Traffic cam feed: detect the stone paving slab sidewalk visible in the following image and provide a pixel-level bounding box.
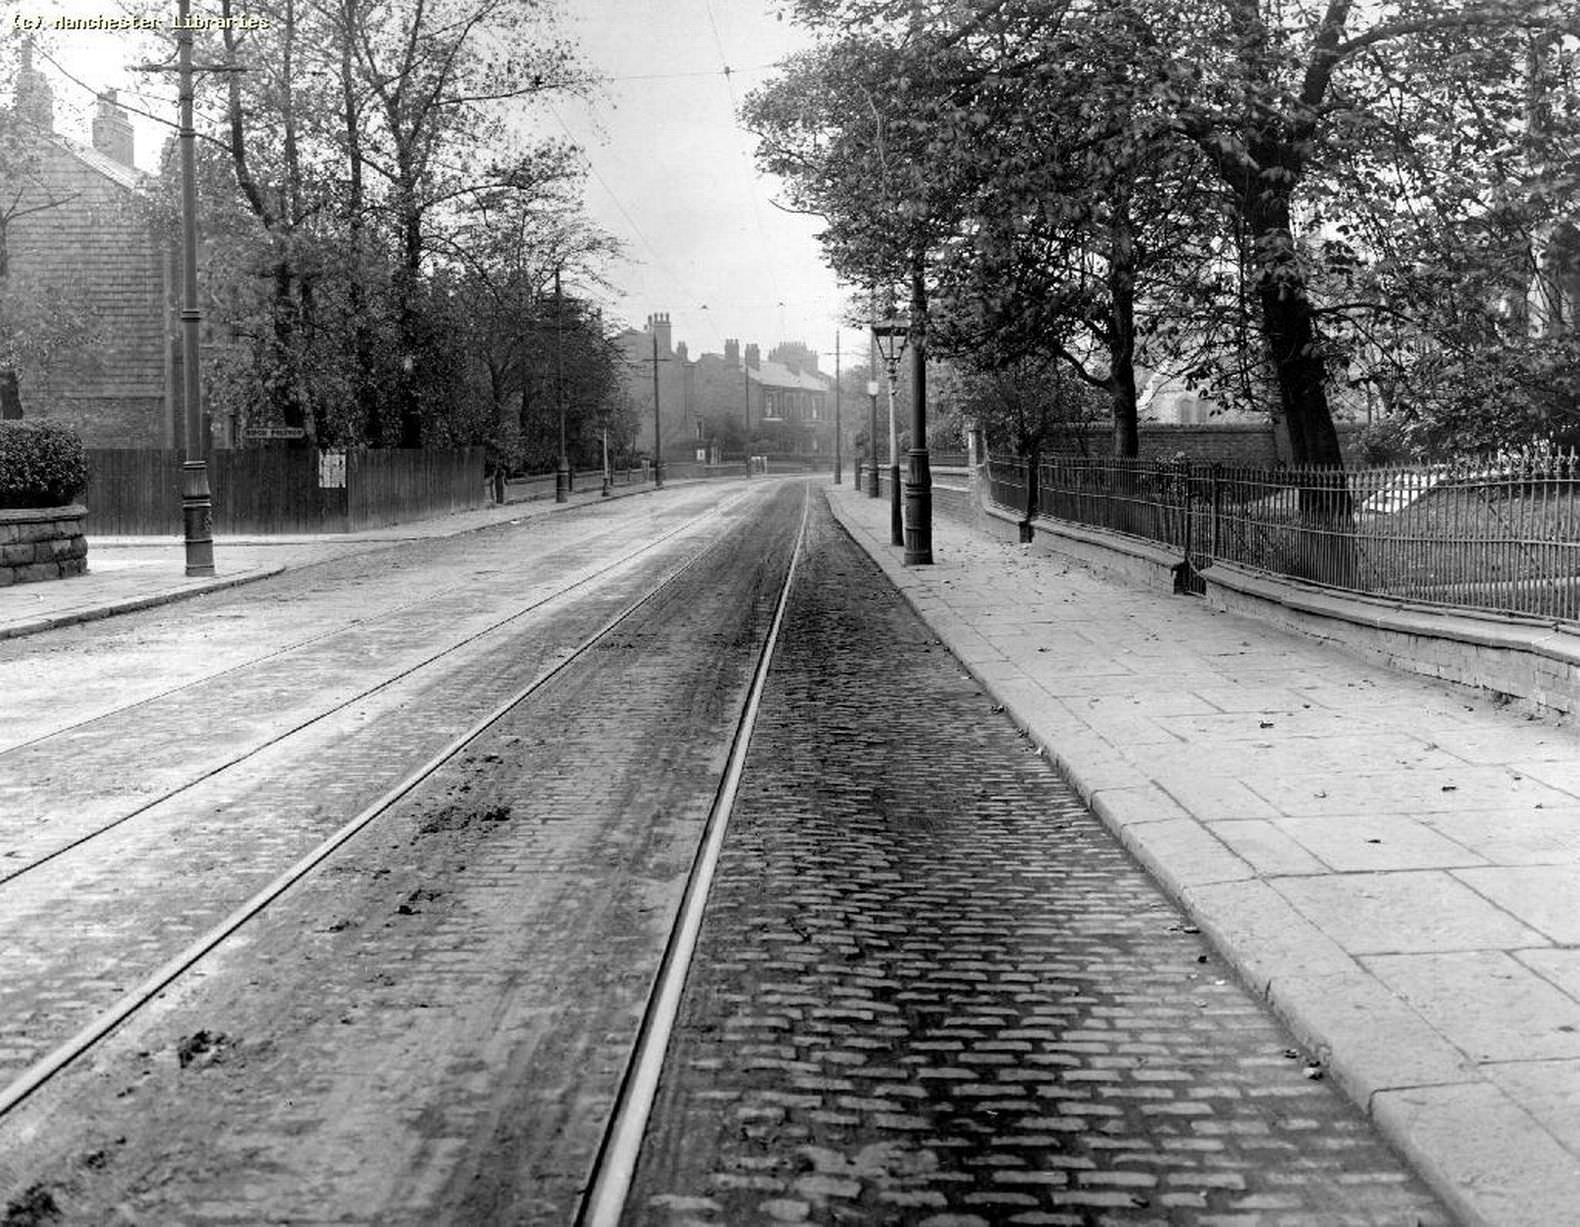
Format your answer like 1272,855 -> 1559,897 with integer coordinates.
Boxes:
0,480 -> 653,641
827,482 -> 1580,1227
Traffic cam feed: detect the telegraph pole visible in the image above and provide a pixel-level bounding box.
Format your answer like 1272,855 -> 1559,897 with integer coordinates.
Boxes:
651,331 -> 663,488
867,325 -> 880,499
635,321 -> 670,487
137,0 -> 246,576
833,332 -> 842,484
555,268 -> 569,502
176,4 -> 213,574
743,358 -> 752,475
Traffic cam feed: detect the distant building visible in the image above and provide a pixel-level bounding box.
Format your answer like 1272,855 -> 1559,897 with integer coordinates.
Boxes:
2,46 -> 178,447
617,313 -> 693,460
754,341 -> 833,454
1136,368 -> 1235,425
617,315 -> 834,460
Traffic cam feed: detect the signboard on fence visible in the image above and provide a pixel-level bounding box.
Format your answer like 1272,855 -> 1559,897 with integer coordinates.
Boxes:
245,426 -> 306,440
318,450 -> 347,489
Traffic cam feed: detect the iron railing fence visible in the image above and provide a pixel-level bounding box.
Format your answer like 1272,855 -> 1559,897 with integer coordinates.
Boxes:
987,447 -> 1580,623
990,457 -> 1028,513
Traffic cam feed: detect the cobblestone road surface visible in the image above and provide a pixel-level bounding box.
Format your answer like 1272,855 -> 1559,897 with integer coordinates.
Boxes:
628,496 -> 1452,1226
0,483 -> 797,1225
0,488 -> 743,1086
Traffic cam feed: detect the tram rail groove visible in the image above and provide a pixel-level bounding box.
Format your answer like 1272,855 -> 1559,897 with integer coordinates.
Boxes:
0,493 -> 750,892
577,487 -> 812,1227
0,489 -> 761,1124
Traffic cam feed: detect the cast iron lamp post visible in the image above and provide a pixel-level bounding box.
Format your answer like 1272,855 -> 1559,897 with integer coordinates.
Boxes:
872,318 -> 908,547
903,266 -> 933,565
554,269 -> 569,503
865,378 -> 880,497
138,0 -> 244,575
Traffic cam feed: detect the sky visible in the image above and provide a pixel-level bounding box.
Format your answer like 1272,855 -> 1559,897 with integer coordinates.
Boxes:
3,0 -> 867,372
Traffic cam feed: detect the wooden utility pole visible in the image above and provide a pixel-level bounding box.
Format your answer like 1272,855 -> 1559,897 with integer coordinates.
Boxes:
833,332 -> 842,484
651,331 -> 663,488
138,0 -> 246,575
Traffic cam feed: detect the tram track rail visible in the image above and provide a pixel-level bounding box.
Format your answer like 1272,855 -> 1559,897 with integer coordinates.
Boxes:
0,495 -> 745,761
0,483 -> 793,1127
0,491 -> 752,891
577,487 -> 811,1226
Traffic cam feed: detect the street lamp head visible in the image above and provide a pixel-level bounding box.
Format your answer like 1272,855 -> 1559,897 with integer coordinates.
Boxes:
871,319 -> 909,366
872,318 -> 909,387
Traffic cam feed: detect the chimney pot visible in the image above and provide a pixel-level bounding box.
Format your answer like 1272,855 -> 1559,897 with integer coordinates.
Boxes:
14,37 -> 55,132
93,88 -> 134,165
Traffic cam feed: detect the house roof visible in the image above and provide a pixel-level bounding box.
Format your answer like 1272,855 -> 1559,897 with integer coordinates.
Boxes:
54,134 -> 143,192
750,360 -> 829,393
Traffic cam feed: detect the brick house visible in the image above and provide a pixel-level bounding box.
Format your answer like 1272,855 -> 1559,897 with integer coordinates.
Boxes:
618,313 -> 694,460
3,45 -> 176,447
752,341 -> 832,455
617,316 -> 834,461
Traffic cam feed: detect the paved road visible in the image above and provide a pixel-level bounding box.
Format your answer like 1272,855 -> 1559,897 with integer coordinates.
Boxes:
0,480 -> 1449,1225
628,496 -> 1449,1225
0,483 -> 792,1224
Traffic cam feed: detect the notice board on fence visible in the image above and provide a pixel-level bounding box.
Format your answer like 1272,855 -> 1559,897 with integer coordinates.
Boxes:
319,451 -> 347,489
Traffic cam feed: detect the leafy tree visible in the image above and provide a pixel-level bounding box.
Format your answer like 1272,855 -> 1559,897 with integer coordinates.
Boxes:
744,33 -> 979,402
960,356 -> 1104,530
1139,0 -> 1580,466
154,0 -> 596,450
338,0 -> 586,446
777,0 -> 1580,470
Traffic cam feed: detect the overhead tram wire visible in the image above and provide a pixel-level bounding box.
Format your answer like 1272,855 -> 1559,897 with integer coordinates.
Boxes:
701,0 -> 787,311
31,40 -> 233,142
544,102 -> 705,306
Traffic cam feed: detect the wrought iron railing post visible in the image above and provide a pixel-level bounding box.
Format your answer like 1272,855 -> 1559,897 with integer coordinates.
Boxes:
1210,462 -> 1221,563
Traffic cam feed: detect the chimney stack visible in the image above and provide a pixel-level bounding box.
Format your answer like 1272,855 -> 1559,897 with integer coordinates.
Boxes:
92,90 -> 134,165
14,38 -> 54,133
724,338 -> 740,368
745,343 -> 760,371
646,311 -> 673,358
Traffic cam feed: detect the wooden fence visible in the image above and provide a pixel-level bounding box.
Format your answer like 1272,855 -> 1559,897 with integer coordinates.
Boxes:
83,448 -> 487,535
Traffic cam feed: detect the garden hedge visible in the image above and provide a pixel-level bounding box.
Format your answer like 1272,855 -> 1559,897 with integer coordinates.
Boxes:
0,421 -> 89,509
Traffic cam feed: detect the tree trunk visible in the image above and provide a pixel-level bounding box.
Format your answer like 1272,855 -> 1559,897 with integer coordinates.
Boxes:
1244,194 -> 1344,469
393,174 -> 424,449
1020,440 -> 1040,541
339,3 -> 379,447
0,370 -> 21,420
1108,187 -> 1140,458
272,258 -> 308,435
0,226 -> 16,418
1245,196 -> 1355,585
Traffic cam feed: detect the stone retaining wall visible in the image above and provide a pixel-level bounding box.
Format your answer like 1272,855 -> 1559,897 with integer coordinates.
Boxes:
0,505 -> 88,586
944,465 -> 1580,719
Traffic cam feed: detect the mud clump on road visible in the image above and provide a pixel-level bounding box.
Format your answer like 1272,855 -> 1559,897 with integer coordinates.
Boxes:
2,1183 -> 60,1226
176,1030 -> 230,1070
397,887 -> 443,915
414,801 -> 513,838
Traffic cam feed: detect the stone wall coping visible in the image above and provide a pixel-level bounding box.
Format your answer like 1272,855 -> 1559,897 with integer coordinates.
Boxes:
982,498 -> 1185,572
961,466 -> 1579,712
1205,557 -> 1580,667
0,504 -> 88,525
